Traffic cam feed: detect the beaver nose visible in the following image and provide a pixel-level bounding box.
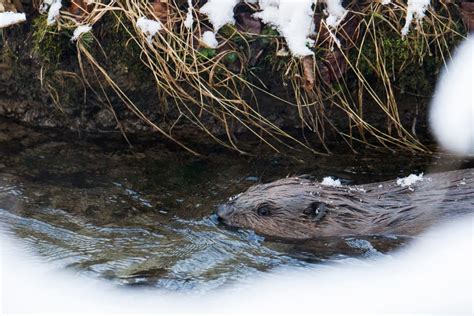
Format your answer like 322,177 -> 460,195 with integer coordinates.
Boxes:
217,204 -> 231,221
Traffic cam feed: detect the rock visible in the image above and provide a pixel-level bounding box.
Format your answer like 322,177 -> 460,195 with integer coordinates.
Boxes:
95,108 -> 117,129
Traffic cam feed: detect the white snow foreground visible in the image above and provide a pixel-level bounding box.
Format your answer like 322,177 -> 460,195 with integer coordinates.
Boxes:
0,12 -> 26,28
1,215 -> 472,314
429,36 -> 474,156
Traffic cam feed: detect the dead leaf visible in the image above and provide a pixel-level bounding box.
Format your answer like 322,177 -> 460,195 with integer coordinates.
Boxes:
151,0 -> 169,25
235,12 -> 262,34
302,56 -> 315,91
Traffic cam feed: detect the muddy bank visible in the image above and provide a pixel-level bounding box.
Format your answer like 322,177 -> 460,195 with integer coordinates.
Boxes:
0,1 -> 468,152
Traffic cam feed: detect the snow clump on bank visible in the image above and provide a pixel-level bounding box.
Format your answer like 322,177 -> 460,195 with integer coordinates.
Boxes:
198,0 -> 432,57
46,0 -> 62,25
136,17 -> 162,43
401,0 -> 430,36
202,30 -> 219,48
71,25 -> 92,42
0,12 -> 26,28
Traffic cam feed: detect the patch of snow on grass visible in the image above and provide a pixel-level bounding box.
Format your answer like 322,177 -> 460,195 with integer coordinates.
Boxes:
0,12 -> 26,28
325,0 -> 347,28
202,31 -> 218,48
47,0 -> 62,25
136,17 -> 162,43
200,0 -> 239,31
184,0 -> 194,29
254,0 -> 315,57
71,25 -> 92,42
401,0 -> 430,36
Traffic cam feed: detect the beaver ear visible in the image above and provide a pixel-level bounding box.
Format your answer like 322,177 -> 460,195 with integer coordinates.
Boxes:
303,202 -> 326,221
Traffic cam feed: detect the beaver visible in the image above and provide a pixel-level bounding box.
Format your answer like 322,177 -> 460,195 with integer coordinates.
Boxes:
216,168 -> 474,240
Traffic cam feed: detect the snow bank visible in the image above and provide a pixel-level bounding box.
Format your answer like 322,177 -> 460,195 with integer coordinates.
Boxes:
429,36 -> 474,155
136,17 -> 162,43
0,12 -> 26,28
71,24 -> 92,42
401,0 -> 430,36
321,176 -> 342,187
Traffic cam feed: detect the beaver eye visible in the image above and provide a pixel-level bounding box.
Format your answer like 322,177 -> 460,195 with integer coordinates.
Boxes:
257,206 -> 270,216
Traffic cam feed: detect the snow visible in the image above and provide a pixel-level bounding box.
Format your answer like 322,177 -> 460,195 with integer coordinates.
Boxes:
254,0 -> 315,57
196,0 -> 431,56
136,17 -> 162,43
199,0 -> 239,32
71,25 -> 92,42
396,173 -> 424,187
198,0 -> 316,57
47,1 -> 62,26
1,215 -> 472,313
202,31 -> 218,48
39,0 -> 53,13
184,0 -> 194,29
401,0 -> 430,36
429,36 -> 474,155
321,176 -> 342,187
0,12 -> 26,28
324,0 -> 347,28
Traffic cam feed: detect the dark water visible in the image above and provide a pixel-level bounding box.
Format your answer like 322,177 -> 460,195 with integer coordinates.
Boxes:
0,119 -> 471,293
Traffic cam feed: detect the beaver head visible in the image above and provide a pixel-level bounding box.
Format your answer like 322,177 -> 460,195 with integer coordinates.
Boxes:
217,177 -> 340,240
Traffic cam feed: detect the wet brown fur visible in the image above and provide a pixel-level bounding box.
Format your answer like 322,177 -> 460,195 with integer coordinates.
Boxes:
217,169 -> 474,240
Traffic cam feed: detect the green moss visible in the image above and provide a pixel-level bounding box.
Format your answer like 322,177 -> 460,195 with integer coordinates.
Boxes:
198,47 -> 217,60
223,51 -> 239,64
349,17 -> 463,96
92,12 -> 154,84
31,15 -> 74,67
